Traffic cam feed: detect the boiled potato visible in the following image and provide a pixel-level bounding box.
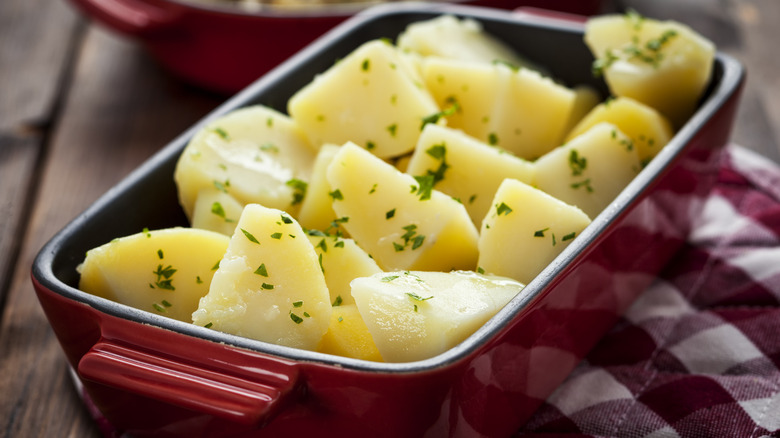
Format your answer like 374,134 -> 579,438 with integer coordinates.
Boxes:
534,122 -> 642,219
297,144 -> 341,232
174,105 -> 316,220
191,189 -> 244,236
586,11 -> 715,127
351,270 -> 524,362
565,96 -> 674,165
397,14 -> 533,69
478,179 -> 591,284
422,58 -> 576,160
288,39 -> 440,159
405,123 -> 535,226
78,228 -> 229,322
192,204 -> 331,350
306,233 -> 382,306
317,304 -> 383,362
326,142 -> 479,272
562,85 -> 601,135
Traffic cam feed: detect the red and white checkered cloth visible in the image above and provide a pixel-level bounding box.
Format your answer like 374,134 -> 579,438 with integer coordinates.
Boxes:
518,145 -> 780,437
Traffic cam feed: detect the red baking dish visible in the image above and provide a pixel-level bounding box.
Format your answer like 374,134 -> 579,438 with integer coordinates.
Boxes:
32,3 -> 745,437
64,0 -> 603,94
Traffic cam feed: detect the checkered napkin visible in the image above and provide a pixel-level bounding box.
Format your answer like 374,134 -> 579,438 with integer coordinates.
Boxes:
517,145 -> 780,438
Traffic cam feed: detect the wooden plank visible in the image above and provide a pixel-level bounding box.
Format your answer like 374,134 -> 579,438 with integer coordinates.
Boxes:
0,26 -> 220,437
0,0 -> 81,308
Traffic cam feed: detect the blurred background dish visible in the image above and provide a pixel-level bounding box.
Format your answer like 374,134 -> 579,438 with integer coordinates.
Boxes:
65,0 -> 602,94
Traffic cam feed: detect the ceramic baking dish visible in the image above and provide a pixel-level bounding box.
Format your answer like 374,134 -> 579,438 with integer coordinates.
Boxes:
65,0 -> 603,94
32,3 -> 745,437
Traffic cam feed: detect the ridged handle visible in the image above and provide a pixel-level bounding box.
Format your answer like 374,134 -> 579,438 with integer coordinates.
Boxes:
69,0 -> 180,36
78,339 -> 297,425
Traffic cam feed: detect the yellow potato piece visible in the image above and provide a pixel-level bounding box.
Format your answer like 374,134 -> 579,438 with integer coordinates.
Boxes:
192,204 -> 331,350
478,179 -> 591,285
586,12 -> 715,127
317,304 -> 383,362
406,124 -> 535,226
534,122 -> 642,219
326,142 -> 479,272
422,58 -> 577,160
191,189 -> 244,236
174,105 -> 315,220
565,97 -> 674,164
306,234 -> 382,306
288,39 -> 440,159
351,270 -> 523,362
78,227 -> 229,323
297,144 -> 342,233
397,15 -> 531,68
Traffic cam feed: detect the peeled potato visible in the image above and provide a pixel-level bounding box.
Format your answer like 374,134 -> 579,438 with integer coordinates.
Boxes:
351,270 -> 523,362
326,142 -> 479,272
317,304 -> 383,362
585,12 -> 715,127
192,204 -> 332,350
78,227 -> 229,323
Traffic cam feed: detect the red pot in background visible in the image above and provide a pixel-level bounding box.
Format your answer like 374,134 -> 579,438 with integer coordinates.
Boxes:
64,0 -> 603,94
32,4 -> 745,437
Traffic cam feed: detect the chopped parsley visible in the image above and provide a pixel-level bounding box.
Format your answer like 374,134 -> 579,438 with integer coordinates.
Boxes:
387,124 -> 397,137
413,175 -> 435,201
241,228 -> 260,244
568,149 -> 587,176
332,295 -> 343,307
211,202 -> 233,222
260,142 -> 279,153
157,249 -> 164,259
406,292 -> 433,302
534,227 -> 550,237
386,208 -> 396,219
329,189 -> 344,201
152,264 -> 176,290
369,183 -> 378,194
286,179 -> 308,205
488,132 -> 499,146
204,322 -> 213,328
423,143 -> 449,184
290,312 -> 303,324
382,275 -> 400,282
213,179 -> 230,193
261,283 -> 274,290
270,232 -> 283,240
496,202 -> 513,216
571,179 -> 594,192
254,263 -> 269,277
361,58 -> 370,71
420,96 -> 460,130
213,127 -> 230,140
562,232 -> 576,242
293,301 -> 303,308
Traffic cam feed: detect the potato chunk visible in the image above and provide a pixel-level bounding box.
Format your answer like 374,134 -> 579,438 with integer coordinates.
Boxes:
192,204 -> 331,350
296,144 -> 340,233
406,124 -> 535,226
565,97 -> 674,164
397,15 -> 529,67
422,58 -> 576,160
306,233 -> 382,306
78,228 -> 229,323
586,12 -> 715,127
317,304 -> 383,362
351,270 -> 523,362
478,179 -> 591,284
191,189 -> 244,236
326,142 -> 479,272
534,122 -> 642,219
288,39 -> 440,159
174,105 -> 316,220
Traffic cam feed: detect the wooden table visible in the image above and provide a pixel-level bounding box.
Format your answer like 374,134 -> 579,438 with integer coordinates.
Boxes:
1,0 -> 778,436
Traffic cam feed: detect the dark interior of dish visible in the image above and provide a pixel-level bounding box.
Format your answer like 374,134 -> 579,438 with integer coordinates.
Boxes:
42,4 -> 728,341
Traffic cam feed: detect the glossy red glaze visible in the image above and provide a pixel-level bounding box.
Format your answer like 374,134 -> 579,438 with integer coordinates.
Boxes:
32,4 -> 745,437
65,0 -> 602,94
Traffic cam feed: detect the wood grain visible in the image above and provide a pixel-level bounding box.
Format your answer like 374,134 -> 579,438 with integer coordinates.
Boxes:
0,26 -> 219,438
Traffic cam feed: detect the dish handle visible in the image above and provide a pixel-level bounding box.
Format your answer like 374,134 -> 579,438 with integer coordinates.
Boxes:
68,0 -> 181,36
78,338 -> 298,425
